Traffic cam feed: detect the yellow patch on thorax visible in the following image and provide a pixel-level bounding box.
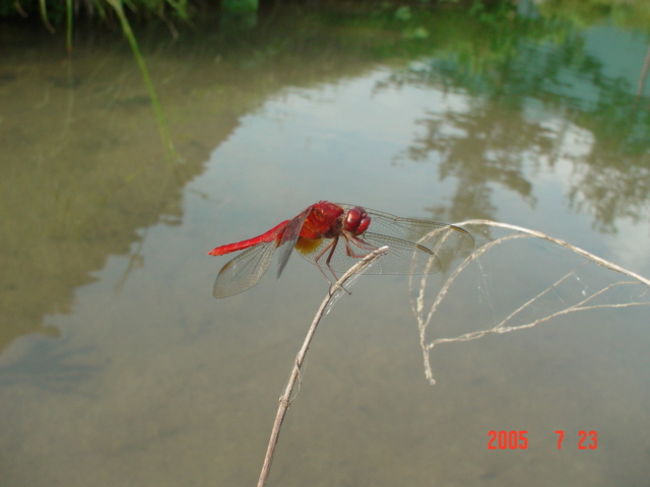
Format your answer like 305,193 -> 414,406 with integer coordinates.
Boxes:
295,236 -> 322,255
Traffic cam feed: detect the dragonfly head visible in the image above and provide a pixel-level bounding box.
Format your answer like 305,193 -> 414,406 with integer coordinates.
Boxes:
344,206 -> 371,235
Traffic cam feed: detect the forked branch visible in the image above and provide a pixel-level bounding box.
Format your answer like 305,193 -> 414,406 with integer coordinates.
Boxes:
411,219 -> 650,385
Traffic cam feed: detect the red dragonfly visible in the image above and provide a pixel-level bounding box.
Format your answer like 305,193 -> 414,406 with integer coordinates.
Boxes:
209,201 -> 473,298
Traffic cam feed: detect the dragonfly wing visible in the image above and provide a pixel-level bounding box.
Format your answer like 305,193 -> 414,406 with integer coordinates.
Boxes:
337,203 -> 471,242
316,230 -> 467,276
213,241 -> 277,298
361,232 -> 442,275
338,203 -> 474,269
276,208 -> 310,278
364,225 -> 473,275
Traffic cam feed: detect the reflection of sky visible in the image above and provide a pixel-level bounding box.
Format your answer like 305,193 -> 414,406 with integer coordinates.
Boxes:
198,70 -> 469,219
199,68 -> 650,277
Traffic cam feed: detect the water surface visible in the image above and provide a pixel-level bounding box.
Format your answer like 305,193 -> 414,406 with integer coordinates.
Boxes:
1,3 -> 649,486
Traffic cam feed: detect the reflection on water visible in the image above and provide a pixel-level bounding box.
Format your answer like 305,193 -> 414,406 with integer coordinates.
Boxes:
0,337 -> 97,393
379,18 -> 650,230
0,2 -> 649,486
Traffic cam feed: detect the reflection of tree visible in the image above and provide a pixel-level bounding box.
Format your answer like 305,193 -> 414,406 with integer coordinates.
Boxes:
393,100 -> 549,221
417,29 -> 648,154
568,142 -> 650,233
377,4 -> 650,231
537,0 -> 650,32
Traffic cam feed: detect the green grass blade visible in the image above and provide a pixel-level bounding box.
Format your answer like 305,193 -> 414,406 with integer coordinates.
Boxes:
66,0 -> 73,52
107,0 -> 178,160
38,0 -> 55,33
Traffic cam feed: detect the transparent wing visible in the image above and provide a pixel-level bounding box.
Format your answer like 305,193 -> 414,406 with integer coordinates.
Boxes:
363,227 -> 471,275
297,204 -> 474,276
213,241 -> 278,298
339,203 -> 474,246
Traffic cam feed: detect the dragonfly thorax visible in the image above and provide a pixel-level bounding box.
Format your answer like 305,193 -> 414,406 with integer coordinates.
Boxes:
301,201 -> 345,239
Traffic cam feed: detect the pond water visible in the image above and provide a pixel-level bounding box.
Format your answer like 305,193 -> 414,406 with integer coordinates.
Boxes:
1,3 -> 649,486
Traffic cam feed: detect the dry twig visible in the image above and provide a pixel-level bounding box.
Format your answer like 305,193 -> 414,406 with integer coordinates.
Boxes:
411,219 -> 650,385
256,245 -> 389,487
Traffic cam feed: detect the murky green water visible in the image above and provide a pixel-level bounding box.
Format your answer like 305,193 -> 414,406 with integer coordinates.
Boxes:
1,3 -> 649,486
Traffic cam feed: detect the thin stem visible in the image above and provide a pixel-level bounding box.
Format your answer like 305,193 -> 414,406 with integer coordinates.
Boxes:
458,220 -> 650,287
38,0 -> 55,33
66,0 -> 73,53
256,246 -> 388,487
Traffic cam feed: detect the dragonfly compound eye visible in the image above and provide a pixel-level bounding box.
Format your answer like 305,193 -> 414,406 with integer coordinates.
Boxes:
357,214 -> 371,234
345,207 -> 370,235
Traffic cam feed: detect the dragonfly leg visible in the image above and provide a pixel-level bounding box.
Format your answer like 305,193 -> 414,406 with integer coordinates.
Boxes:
345,235 -> 377,257
313,237 -> 339,287
317,236 -> 354,296
313,237 -> 336,270
324,236 -> 342,281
